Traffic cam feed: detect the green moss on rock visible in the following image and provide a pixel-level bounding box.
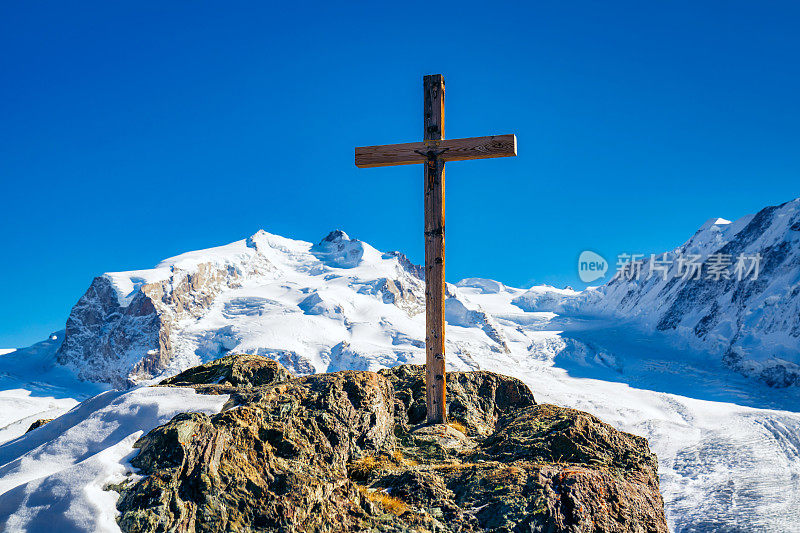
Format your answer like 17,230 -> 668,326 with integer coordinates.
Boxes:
160,353 -> 292,389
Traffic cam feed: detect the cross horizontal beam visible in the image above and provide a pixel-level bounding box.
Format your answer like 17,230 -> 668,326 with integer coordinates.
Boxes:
355,134 -> 517,168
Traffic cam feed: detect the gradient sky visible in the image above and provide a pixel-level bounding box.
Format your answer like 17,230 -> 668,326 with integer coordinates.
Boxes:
1,1 -> 799,347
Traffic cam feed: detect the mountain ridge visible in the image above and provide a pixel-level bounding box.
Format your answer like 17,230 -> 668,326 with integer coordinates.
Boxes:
51,196 -> 800,390
564,197 -> 800,387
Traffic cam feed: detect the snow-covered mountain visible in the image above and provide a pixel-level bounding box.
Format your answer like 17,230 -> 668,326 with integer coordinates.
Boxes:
59,198 -> 800,391
55,229 -> 515,387
3,198 -> 800,531
515,197 -> 800,388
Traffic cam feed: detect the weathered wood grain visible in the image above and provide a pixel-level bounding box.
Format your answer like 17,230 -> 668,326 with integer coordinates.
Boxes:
354,134 -> 517,168
423,74 -> 447,425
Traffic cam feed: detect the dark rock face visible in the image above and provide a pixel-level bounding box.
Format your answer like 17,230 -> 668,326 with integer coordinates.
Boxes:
57,261 -> 247,387
382,250 -> 425,280
56,275 -> 162,387
25,418 -> 54,433
115,356 -> 667,532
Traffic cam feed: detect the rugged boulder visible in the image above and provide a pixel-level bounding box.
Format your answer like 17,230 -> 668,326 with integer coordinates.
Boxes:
114,355 -> 667,532
160,353 -> 293,390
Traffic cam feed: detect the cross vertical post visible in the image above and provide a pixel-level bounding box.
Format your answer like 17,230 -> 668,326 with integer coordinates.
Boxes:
423,74 -> 447,424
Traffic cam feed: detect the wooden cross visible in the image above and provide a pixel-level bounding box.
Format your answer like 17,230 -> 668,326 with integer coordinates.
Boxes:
354,74 -> 517,424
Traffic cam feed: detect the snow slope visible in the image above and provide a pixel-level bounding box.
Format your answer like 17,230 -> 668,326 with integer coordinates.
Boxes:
0,333 -> 105,445
0,387 -> 228,532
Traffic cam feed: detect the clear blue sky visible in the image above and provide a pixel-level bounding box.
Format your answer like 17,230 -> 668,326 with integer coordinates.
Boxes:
1,1 -> 799,347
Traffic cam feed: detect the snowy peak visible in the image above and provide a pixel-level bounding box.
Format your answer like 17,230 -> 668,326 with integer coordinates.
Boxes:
319,229 -> 349,244
312,229 -> 371,268
700,217 -> 732,230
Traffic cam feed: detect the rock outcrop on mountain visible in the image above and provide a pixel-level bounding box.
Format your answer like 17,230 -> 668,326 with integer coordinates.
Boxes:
114,354 -> 667,532
56,261 -> 245,387
24,418 -> 53,433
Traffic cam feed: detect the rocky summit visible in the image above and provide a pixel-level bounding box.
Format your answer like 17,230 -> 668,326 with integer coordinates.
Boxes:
113,354 -> 667,532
